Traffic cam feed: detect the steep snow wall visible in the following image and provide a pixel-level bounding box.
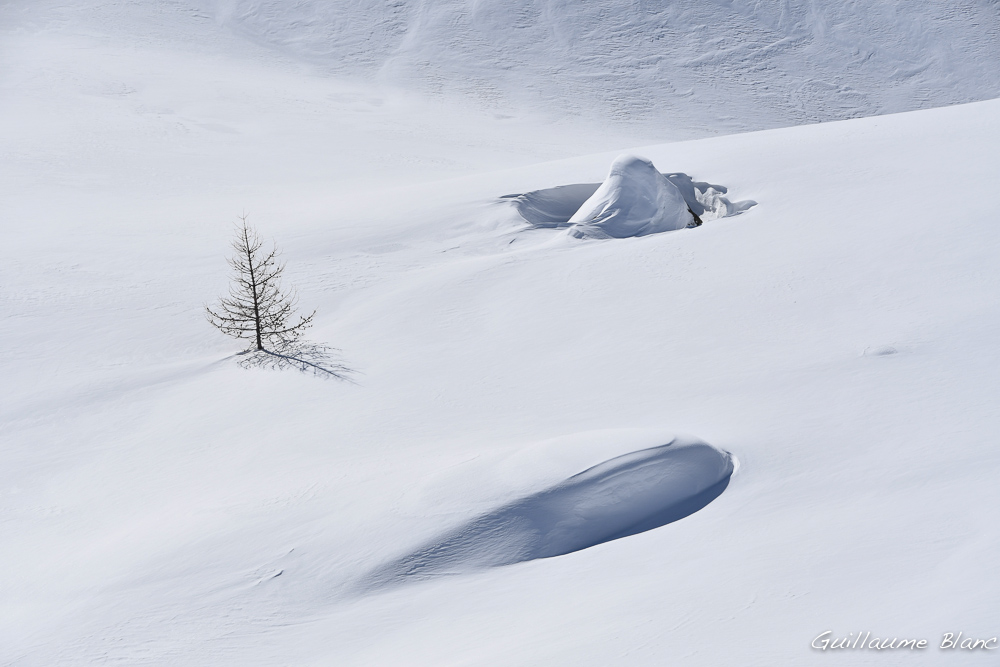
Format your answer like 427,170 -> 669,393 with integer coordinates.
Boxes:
218,0 -> 1000,136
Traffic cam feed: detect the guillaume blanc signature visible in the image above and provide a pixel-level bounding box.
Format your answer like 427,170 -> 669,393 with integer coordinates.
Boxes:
812,631 -> 997,651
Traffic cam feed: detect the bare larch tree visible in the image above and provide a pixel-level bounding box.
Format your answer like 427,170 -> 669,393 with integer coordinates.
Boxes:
206,215 -> 314,351
206,215 -> 352,379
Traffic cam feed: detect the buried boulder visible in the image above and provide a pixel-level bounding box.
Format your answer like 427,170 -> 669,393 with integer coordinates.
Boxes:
566,155 -> 694,239
502,158 -> 756,236
360,439 -> 734,591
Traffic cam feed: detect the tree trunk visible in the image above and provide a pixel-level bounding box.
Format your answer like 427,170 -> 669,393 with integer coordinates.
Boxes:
242,225 -> 264,351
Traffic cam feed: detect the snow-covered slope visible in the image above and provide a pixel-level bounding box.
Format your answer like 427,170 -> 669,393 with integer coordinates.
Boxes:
224,0 -> 1000,137
7,0 -> 1000,143
4,94 -> 1000,664
2,2 -> 1000,666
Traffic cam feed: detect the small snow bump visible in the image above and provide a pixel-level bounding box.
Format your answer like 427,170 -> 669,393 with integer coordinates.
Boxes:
864,345 -> 898,357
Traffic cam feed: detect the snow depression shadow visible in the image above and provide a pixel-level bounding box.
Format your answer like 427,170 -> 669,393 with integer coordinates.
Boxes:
502,173 -> 756,229
362,440 -> 733,591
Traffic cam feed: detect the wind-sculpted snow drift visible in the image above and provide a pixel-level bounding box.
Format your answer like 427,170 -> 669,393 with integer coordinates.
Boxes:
364,440 -> 733,590
505,155 -> 756,238
566,155 -> 694,239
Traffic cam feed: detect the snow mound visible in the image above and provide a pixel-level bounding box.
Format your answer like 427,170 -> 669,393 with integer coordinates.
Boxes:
508,158 -> 757,236
364,440 -> 733,589
566,155 -> 693,239
504,164 -> 756,236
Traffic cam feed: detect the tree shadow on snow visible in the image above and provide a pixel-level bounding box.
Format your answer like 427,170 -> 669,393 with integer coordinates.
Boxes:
236,342 -> 355,381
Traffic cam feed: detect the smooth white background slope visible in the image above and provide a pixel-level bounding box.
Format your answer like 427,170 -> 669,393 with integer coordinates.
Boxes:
2,2 -> 999,665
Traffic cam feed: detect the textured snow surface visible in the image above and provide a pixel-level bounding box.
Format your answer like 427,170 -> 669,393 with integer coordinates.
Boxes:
221,0 -> 1000,137
2,1 -> 1000,665
566,155 -> 693,238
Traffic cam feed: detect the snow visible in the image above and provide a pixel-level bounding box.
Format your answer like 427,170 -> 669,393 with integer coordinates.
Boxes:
2,1 -> 1000,665
506,169 -> 755,231
565,155 -> 694,238
222,0 -> 1000,138
363,438 -> 733,589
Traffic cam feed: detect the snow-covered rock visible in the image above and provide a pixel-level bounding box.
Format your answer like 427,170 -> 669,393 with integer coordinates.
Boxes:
505,173 -> 755,229
566,155 -> 693,239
